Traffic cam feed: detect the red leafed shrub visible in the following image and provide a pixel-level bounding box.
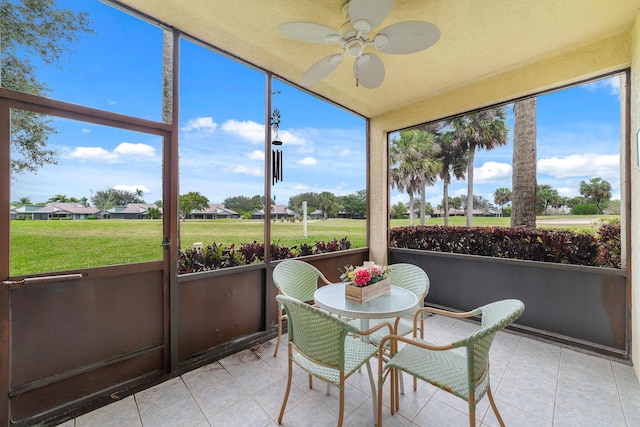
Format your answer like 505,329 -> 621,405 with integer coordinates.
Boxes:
390,224 -> 620,268
178,237 -> 352,274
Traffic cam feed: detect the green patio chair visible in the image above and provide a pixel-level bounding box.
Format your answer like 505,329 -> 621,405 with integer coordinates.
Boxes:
348,263 -> 429,392
377,299 -> 525,427
276,295 -> 392,427
349,263 -> 430,344
272,259 -> 332,357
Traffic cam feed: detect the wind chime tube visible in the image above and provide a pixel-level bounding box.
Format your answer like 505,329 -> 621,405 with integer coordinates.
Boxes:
272,149 -> 277,185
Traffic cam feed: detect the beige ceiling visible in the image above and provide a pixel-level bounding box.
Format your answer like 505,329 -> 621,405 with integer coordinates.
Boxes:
112,0 -> 639,119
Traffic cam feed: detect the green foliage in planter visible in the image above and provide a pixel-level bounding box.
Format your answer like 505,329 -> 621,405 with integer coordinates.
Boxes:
178,237 -> 352,274
389,225 -> 621,267
596,219 -> 621,268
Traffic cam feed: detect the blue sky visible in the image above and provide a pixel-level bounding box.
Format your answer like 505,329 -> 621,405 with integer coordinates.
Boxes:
10,1 -> 621,210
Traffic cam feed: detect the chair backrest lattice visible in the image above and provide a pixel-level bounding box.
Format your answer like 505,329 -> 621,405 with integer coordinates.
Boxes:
388,263 -> 430,303
273,259 -> 326,303
457,299 -> 525,397
276,294 -> 356,370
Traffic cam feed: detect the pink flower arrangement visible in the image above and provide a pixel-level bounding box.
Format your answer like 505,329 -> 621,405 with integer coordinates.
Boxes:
341,262 -> 392,287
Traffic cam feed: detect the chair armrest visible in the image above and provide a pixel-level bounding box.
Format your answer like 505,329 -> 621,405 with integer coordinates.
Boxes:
378,334 -> 455,356
356,321 -> 394,338
320,275 -> 332,286
414,306 -> 478,323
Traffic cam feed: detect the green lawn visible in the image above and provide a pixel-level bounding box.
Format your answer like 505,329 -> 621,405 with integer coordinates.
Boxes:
10,215 -> 615,276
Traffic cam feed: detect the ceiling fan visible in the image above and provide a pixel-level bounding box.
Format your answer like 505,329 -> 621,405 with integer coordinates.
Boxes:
277,0 -> 440,89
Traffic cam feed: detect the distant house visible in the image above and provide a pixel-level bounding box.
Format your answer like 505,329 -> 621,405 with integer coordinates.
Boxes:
105,203 -> 160,220
251,204 -> 295,220
11,202 -> 101,220
188,204 -> 239,219
308,209 -> 324,220
431,208 -> 466,218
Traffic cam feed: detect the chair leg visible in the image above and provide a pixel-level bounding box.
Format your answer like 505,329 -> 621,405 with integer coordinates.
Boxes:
338,373 -> 345,427
277,345 -> 293,424
468,393 -> 476,427
364,360 -> 377,424
487,386 -> 505,427
274,312 -> 283,357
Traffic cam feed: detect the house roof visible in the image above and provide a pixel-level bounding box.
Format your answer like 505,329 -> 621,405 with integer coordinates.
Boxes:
193,204 -> 239,215
106,203 -> 158,214
12,203 -> 101,215
252,204 -> 295,216
111,0 -> 638,119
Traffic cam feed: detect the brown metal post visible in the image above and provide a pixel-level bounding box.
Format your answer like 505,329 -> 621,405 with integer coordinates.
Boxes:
1,101 -> 12,424
264,75 -> 273,331
163,29 -> 181,372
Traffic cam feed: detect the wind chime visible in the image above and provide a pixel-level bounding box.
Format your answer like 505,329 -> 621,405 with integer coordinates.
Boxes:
271,104 -> 283,185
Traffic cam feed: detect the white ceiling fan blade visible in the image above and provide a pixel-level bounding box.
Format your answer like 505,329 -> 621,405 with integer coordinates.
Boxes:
349,0 -> 395,32
278,22 -> 340,44
301,54 -> 344,86
374,21 -> 441,54
353,53 -> 385,89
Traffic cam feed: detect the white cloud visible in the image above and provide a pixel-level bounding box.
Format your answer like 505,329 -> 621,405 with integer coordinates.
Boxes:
221,119 -> 263,143
226,164 -> 262,176
114,142 -> 156,157
107,99 -> 118,105
340,148 -> 351,156
67,147 -> 120,163
181,117 -> 218,134
474,162 -> 512,183
538,153 -> 619,179
114,184 -> 150,194
82,128 -> 91,134
292,184 -> 310,191
583,76 -> 621,96
278,129 -> 307,146
298,157 -> 317,166
66,142 -> 156,164
248,150 -> 264,160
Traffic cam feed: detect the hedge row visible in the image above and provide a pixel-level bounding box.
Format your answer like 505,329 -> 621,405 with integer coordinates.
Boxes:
389,223 -> 621,268
178,238 -> 351,274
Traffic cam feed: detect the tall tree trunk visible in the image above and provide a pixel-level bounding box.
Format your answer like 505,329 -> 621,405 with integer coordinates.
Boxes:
408,193 -> 415,226
511,98 -> 537,227
443,177 -> 450,226
466,143 -> 476,227
419,186 -> 426,225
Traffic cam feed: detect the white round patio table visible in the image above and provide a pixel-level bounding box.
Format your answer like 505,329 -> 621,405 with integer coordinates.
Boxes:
314,282 -> 419,334
313,283 -> 418,425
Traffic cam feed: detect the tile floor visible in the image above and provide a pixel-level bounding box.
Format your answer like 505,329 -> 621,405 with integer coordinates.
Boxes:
55,314 -> 640,426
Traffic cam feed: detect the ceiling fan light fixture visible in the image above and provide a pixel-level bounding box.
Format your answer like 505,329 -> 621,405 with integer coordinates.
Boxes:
352,18 -> 371,32
325,34 -> 341,44
346,38 -> 364,57
356,54 -> 370,66
329,54 -> 343,64
373,33 -> 388,49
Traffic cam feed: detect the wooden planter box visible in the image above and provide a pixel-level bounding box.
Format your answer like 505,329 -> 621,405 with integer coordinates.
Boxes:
345,278 -> 391,303
389,248 -> 629,358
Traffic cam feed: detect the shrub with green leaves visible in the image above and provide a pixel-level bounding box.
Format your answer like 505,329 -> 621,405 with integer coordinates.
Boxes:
177,237 -> 352,274
389,225 -> 619,267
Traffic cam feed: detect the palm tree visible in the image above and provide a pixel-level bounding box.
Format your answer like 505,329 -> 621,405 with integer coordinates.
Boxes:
390,130 -> 440,226
449,107 -> 508,227
536,184 -> 560,215
435,132 -> 467,225
511,98 -> 537,227
580,177 -> 612,214
493,187 -> 512,217
49,194 -> 68,203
